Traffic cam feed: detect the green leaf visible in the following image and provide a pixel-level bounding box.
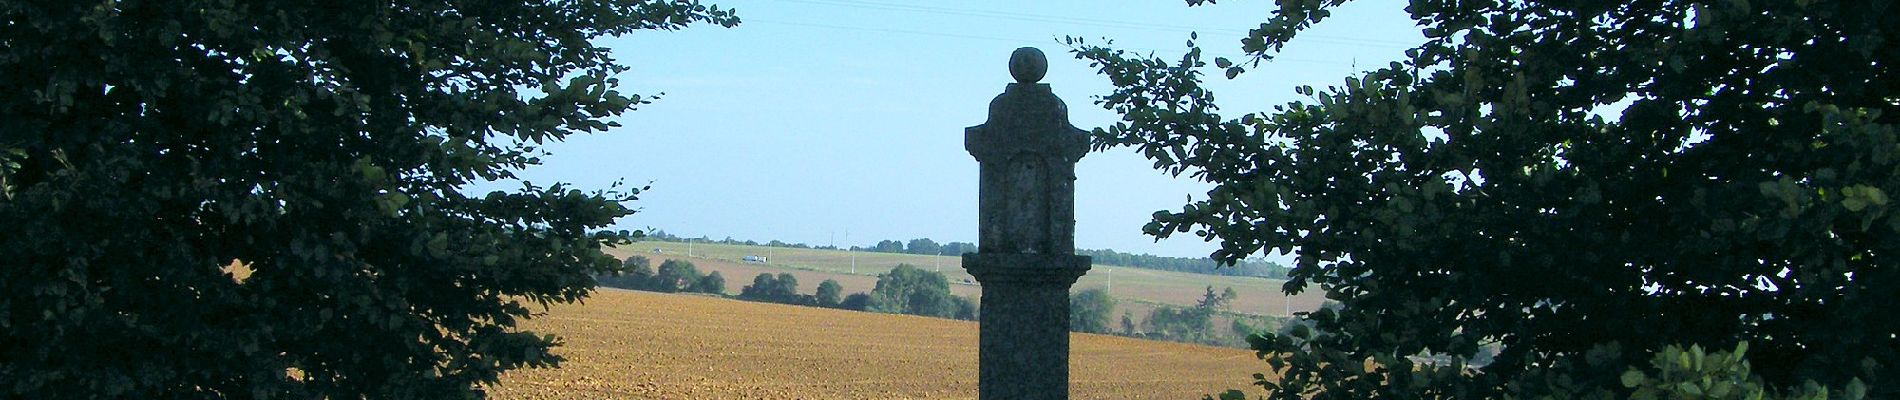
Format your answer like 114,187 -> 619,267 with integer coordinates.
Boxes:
1621,369 -> 1646,388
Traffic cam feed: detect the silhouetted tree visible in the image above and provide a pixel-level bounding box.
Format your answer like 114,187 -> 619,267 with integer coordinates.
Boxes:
772,273 -> 799,301
905,238 -> 941,255
952,296 -> 979,321
692,271 -> 726,295
867,264 -> 959,318
1076,0 -> 1893,397
1069,287 -> 1117,334
941,242 -> 977,256
815,279 -> 843,308
653,260 -> 702,293
599,256 -> 657,290
839,293 -> 873,311
869,240 -> 905,253
0,0 -> 736,396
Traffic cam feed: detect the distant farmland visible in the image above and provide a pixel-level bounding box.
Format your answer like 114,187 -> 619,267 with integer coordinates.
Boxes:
487,289 -> 1272,399
613,241 -> 1329,317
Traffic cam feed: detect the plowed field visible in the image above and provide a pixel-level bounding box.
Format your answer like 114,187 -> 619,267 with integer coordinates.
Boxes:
487,289 -> 1271,399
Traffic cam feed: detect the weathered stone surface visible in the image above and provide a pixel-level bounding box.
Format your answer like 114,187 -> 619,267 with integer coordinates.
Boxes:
966,65 -> 1088,256
1009,47 -> 1048,84
962,47 -> 1092,400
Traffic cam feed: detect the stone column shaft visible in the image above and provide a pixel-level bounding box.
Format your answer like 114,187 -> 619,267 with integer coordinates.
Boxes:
962,47 -> 1092,400
966,254 -> 1090,400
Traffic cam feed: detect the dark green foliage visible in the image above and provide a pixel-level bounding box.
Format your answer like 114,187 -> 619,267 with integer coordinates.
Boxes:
940,241 -> 978,256
1069,287 -> 1118,334
839,293 -> 873,311
653,259 -> 702,293
905,238 -> 941,255
1073,0 -> 1894,398
951,296 -> 978,321
738,272 -> 799,304
773,273 -> 799,300
1124,288 -> 1278,348
692,271 -> 725,295
1229,316 -> 1272,341
625,256 -> 654,274
815,279 -> 843,308
1078,248 -> 1288,278
600,256 -> 658,290
740,273 -> 776,300
1192,286 -> 1238,311
1510,343 -> 1865,400
598,257 -> 721,295
867,240 -> 905,253
866,264 -> 970,319
0,0 -> 735,397
1143,306 -> 1213,345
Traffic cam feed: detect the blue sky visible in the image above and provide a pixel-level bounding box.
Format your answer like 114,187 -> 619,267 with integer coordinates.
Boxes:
510,0 -> 1423,259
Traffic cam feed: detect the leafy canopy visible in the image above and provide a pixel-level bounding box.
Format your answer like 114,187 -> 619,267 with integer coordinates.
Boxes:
1,0 -> 734,397
867,264 -> 961,319
1071,0 -> 1895,398
1069,287 -> 1118,334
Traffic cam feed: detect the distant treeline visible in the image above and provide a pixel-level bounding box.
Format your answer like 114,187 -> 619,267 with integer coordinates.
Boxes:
1076,248 -> 1288,279
732,264 -> 976,322
601,255 -> 976,322
604,254 -> 1264,349
1073,285 -> 1286,348
642,230 -> 1288,279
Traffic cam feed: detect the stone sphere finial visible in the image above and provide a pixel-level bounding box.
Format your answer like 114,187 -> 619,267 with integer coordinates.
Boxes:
1009,47 -> 1047,83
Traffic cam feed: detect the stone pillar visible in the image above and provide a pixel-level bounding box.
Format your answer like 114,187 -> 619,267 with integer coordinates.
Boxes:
961,47 -> 1092,400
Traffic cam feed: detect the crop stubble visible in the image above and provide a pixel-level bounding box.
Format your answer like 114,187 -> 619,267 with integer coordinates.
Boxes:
488,289 -> 1271,399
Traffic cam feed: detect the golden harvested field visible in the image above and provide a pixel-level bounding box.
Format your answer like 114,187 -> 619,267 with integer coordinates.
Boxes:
487,288 -> 1273,399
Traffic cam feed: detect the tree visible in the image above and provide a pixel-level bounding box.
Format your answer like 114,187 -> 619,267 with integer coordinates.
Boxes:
941,241 -> 978,256
840,293 -> 873,311
653,259 -> 702,293
1144,306 -> 1213,344
951,296 -> 979,321
1076,248 -> 1289,278
1071,1 -> 1893,398
0,0 -> 736,397
815,279 -> 844,308
1069,287 -> 1118,334
692,271 -> 726,295
869,240 -> 905,253
740,272 -> 799,303
866,264 -> 955,317
740,273 -> 779,300
905,238 -> 941,255
772,273 -> 800,301
624,255 -> 653,271
1194,286 -> 1234,310
601,256 -> 657,290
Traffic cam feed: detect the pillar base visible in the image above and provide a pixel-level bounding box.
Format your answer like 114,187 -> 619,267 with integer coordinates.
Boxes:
962,252 -> 1090,400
